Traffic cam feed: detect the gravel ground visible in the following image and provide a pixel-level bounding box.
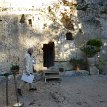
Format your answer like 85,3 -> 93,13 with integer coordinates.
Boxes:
0,75 -> 107,107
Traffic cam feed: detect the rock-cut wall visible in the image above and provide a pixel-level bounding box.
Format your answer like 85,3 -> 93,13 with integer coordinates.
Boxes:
0,0 -> 107,72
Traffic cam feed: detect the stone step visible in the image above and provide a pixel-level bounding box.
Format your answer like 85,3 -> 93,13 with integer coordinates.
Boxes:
43,70 -> 61,82
44,72 -> 59,75
45,78 -> 61,82
45,75 -> 61,78
43,70 -> 59,73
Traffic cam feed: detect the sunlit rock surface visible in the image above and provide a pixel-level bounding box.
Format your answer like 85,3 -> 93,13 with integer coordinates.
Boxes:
0,0 -> 107,73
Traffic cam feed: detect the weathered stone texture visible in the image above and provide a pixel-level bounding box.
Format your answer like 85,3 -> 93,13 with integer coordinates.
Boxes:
0,0 -> 107,72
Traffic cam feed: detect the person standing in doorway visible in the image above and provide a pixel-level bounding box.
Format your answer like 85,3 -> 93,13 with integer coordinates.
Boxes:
17,47 -> 37,96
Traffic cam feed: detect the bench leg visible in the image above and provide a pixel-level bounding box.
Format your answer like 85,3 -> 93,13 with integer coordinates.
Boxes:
6,76 -> 9,106
45,78 -> 46,83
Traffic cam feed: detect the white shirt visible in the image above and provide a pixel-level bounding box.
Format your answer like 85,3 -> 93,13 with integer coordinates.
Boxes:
24,53 -> 33,73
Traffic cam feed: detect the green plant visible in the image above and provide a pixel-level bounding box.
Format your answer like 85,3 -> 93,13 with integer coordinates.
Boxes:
10,64 -> 19,74
80,38 -> 103,57
81,45 -> 98,57
69,58 -> 86,70
95,58 -> 105,74
10,64 -> 19,71
86,38 -> 103,52
86,38 -> 103,47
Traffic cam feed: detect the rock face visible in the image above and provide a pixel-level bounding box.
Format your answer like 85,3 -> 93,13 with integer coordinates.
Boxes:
0,0 -> 107,72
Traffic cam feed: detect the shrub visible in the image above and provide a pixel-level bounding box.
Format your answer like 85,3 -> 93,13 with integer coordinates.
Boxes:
69,58 -> 86,70
95,58 -> 105,74
10,64 -> 19,70
80,38 -> 103,57
80,45 -> 98,57
86,38 -> 103,47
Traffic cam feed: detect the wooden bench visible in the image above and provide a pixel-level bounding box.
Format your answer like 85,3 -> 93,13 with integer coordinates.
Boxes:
43,70 -> 62,82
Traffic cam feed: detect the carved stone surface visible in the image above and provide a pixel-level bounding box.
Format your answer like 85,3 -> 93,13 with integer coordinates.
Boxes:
0,0 -> 107,72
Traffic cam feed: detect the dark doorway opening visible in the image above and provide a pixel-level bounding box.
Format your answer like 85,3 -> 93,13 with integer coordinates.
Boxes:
42,42 -> 55,68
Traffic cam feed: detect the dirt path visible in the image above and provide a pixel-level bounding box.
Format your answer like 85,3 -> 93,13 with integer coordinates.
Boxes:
0,75 -> 107,107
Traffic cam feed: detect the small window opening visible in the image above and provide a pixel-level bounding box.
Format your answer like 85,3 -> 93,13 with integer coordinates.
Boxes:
28,19 -> 32,26
20,14 -> 25,23
66,32 -> 73,40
